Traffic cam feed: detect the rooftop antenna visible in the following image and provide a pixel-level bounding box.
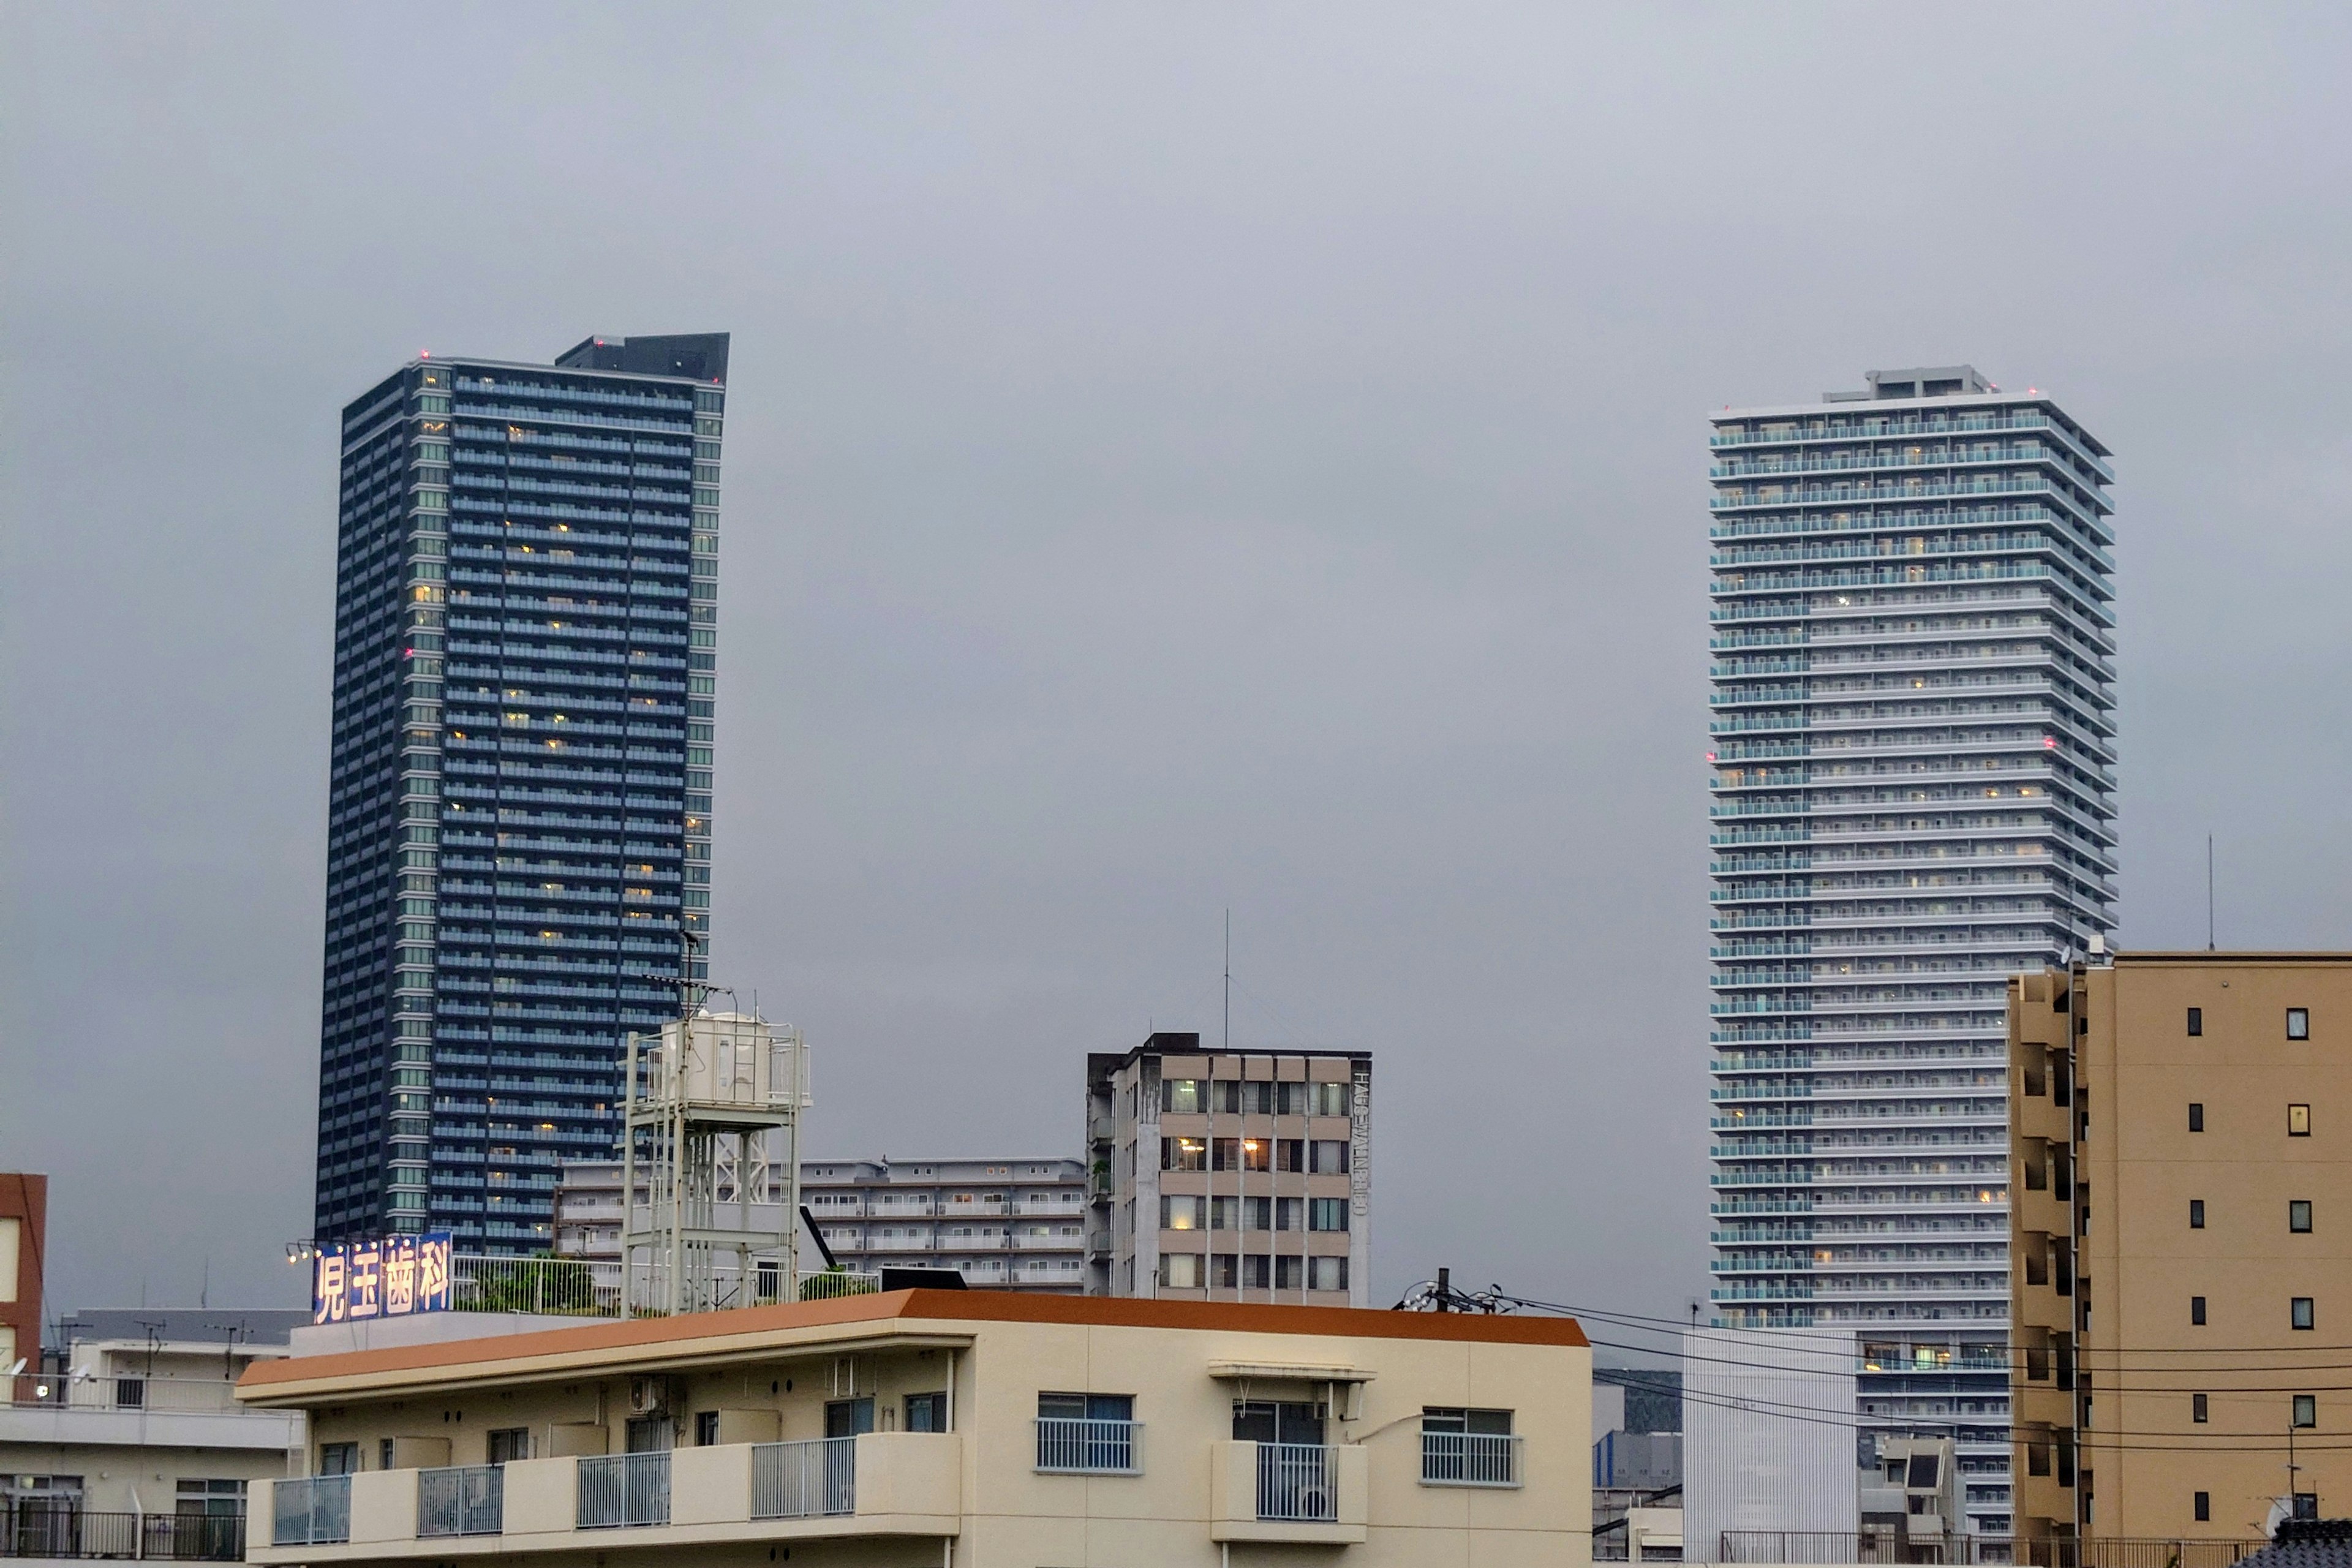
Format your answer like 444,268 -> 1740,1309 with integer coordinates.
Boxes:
2207,835 -> 2216,951
1223,910 -> 1231,1056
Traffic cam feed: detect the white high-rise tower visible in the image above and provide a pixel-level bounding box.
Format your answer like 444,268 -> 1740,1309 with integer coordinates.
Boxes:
1705,367 -> 2115,1537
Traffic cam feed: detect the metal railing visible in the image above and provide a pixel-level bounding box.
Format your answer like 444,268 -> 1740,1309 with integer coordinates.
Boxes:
446,1256 -> 883,1317
1419,1430 -> 1522,1486
0,1508 -> 247,1561
1034,1417 -> 1142,1474
1719,1534 -> 2271,1567
1255,1443 -> 1337,1523
273,1476 -> 351,1547
750,1437 -> 855,1519
417,1464 -> 504,1537
7,1372 -> 247,1414
577,1452 -> 669,1529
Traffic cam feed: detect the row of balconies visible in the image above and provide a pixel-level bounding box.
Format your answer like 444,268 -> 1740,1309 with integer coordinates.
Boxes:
252,1430 -> 1524,1559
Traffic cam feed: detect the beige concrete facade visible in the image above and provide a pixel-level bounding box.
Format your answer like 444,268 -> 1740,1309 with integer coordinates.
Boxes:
237,1288 -> 1589,1566
2008,954 -> 2351,1545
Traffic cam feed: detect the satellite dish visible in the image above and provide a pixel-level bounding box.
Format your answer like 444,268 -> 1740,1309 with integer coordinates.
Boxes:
5,1358 -> 24,1378
2263,1496 -> 2292,1538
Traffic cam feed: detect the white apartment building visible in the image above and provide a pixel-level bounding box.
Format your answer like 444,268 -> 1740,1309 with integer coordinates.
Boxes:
1705,366 -> 2117,1536
554,1156 -> 1090,1294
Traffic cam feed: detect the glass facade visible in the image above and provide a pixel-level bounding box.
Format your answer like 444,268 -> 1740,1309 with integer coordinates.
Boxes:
314,334 -> 728,1253
1704,368 -> 2115,1534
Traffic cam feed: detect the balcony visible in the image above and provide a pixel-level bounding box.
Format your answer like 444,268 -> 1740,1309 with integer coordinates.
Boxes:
249,1436 -> 960,1562
1208,1442 -> 1366,1545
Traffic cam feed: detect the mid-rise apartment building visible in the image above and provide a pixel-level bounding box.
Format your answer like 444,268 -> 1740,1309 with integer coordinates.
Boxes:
1086,1035 -> 1371,1306
238,1289 -> 1590,1566
2010,954 -> 2350,1544
553,1156 -> 1091,1294
1706,366 -> 2117,1533
312,334 -> 729,1252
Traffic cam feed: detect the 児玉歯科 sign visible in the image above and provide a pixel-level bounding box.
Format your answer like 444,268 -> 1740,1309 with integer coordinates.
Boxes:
311,1232 -> 453,1324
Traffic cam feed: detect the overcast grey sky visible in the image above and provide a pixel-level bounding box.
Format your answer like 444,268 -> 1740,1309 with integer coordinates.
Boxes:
5,4 -> 2350,1322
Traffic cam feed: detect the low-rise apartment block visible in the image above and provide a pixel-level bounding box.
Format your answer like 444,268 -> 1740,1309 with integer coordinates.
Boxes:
1086,1035 -> 1372,1306
2,1306 -> 309,1561
235,1288 -> 1591,1567
2010,954 -> 2350,1545
554,1157 -> 1090,1294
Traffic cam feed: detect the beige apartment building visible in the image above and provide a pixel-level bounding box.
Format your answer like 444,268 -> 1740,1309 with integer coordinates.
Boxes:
1086,1035 -> 1372,1305
236,1287 -> 1588,1567
2009,952 -> 2350,1547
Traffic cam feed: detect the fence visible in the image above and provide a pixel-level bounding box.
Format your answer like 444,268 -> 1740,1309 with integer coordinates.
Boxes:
1720,1534 -> 2271,1567
577,1453 -> 670,1529
1035,1417 -> 1142,1474
447,1256 -> 882,1317
1255,1444 -> 1337,1523
1420,1430 -> 1521,1486
417,1465 -> 503,1537
273,1476 -> 351,1547
751,1438 -> 856,1519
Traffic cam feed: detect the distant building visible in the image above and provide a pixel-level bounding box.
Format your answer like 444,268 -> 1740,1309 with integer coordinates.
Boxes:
1,1306 -> 308,1558
554,1155 -> 1090,1293
1,1172 -> 43,1376
1085,1034 -> 1371,1306
1680,1327 -> 1858,1562
312,333 -> 730,1253
1705,366 -> 2118,1537
2009,955 -> 2352,1545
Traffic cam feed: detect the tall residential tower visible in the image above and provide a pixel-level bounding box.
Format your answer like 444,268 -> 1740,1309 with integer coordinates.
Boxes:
1705,367 -> 2116,1535
314,333 -> 729,1253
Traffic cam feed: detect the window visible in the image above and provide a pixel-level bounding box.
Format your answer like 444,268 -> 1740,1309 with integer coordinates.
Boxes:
1310,1198 -> 1350,1232
1276,1197 -> 1303,1232
2192,1393 -> 2208,1423
1161,1137 -> 1205,1172
379,1439 -> 395,1472
1162,1079 -> 1202,1114
1210,1253 -> 1237,1289
2290,1104 -> 2312,1136
2187,1007 -> 2203,1037
2195,1492 -> 2211,1523
2189,1200 -> 2205,1230
486,1428 -> 530,1464
1311,1256 -> 1349,1292
1036,1393 -> 1137,1474
1422,1408 -> 1517,1485
2287,1008 -> 2310,1040
905,1393 -> 948,1433
2291,1200 -> 2313,1234
695,1411 -> 719,1446
1245,1196 -> 1272,1231
1313,1081 -> 1351,1116
1159,1253 -> 1202,1289
1161,1195 -> 1205,1231
2294,1395 -> 2317,1429
1275,1255 -> 1303,1290
2188,1103 -> 2204,1133
1310,1140 -> 1349,1175
2191,1296 -> 2207,1325
2292,1298 -> 2315,1331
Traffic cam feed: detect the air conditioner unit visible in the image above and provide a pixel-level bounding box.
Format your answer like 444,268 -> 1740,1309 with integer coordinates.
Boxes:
628,1376 -> 669,1416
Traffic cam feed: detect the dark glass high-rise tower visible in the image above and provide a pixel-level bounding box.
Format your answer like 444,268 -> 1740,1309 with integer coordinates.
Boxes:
314,333 -> 729,1253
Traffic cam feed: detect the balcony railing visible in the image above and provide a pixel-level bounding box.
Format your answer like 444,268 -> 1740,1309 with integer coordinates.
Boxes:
1035,1417 -> 1142,1474
577,1452 -> 669,1529
1420,1430 -> 1523,1487
751,1437 -> 855,1518
0,1508 -> 246,1561
1255,1444 -> 1336,1522
7,1372 -> 247,1414
1721,1533 -> 2269,1568
273,1476 -> 351,1547
417,1464 -> 503,1537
